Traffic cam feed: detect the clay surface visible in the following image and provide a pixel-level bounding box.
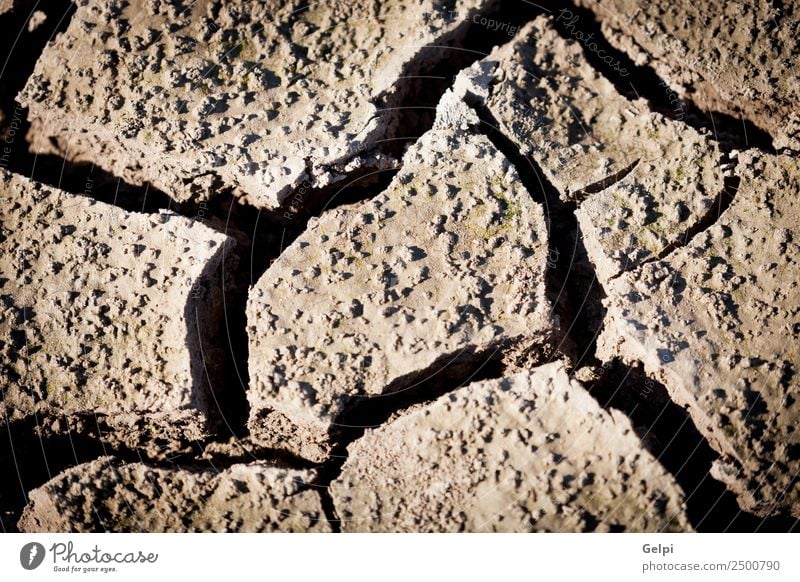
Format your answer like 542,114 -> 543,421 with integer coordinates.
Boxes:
19,0 -> 497,209
331,362 -> 693,532
576,0 -> 800,151
1,0 -> 797,534
18,456 -> 329,532
246,93 -> 558,462
0,169 -> 233,448
454,16 -> 725,283
598,152 -> 800,517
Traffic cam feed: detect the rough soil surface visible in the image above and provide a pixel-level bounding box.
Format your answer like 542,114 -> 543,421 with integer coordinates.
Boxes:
18,0 -> 498,209
575,0 -> 800,151
2,1 -> 799,533
598,151 -> 800,517
18,456 -> 329,532
331,362 -> 692,532
0,169 -> 234,451
454,16 -> 725,283
246,92 -> 558,462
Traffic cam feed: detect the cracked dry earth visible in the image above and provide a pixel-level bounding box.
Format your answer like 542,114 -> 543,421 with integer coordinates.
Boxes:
0,0 -> 798,533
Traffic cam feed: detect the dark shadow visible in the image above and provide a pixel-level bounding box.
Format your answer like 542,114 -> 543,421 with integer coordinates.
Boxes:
647,173 -> 740,265
543,0 -> 775,153
309,344 -> 508,532
183,232 -> 242,438
587,361 -> 798,532
465,94 -> 608,369
0,415 -> 139,532
0,1 -> 76,128
371,0 -> 545,161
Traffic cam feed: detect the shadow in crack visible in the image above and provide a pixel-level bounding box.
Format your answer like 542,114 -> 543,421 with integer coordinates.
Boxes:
182,166 -> 404,446
369,0 -> 545,161
647,172 -> 740,265
544,0 -> 776,153
464,97 -> 608,369
586,361 -> 798,532
309,348 -> 507,532
0,416 -> 130,532
183,230 -> 244,439
0,1 -> 76,129
0,4 -> 181,213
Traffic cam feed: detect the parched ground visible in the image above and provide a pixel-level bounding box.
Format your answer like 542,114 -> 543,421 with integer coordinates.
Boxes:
0,0 -> 798,532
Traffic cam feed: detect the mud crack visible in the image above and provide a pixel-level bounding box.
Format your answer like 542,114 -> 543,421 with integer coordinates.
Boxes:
462,94 -> 607,368
545,0 -> 777,153
608,157 -> 741,280
585,361 -> 798,532
310,350 -> 505,532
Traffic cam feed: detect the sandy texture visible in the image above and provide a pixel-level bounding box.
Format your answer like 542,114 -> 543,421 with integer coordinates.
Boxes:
19,0 -> 497,209
598,152 -> 800,517
331,362 -> 692,532
454,16 -> 725,283
0,169 -> 233,448
18,456 -> 329,532
246,92 -> 557,462
576,0 -> 800,151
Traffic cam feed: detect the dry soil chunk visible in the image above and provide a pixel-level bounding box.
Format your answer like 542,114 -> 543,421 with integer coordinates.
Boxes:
0,169 -> 233,446
18,457 -> 329,532
0,0 -> 27,15
0,0 -> 40,21
598,152 -> 800,517
575,0 -> 800,151
19,0 -> 497,209
455,16 -> 725,283
246,94 -> 557,462
331,362 -> 692,532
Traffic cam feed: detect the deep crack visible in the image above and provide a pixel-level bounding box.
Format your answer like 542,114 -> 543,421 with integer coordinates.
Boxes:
366,0 -> 545,161
310,348 -> 506,532
463,94 -> 607,369
586,361 -> 798,531
0,2 -> 178,214
575,159 -> 640,202
0,0 -> 793,533
546,0 -> 777,153
202,168 -> 403,444
609,161 -> 741,280
0,415 -> 189,533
